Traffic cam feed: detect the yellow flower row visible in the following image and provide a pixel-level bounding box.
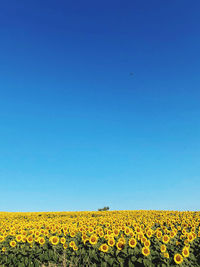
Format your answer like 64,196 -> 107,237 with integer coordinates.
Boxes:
0,210 -> 199,265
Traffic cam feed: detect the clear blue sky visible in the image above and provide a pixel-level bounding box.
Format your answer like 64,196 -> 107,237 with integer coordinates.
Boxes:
0,1 -> 200,212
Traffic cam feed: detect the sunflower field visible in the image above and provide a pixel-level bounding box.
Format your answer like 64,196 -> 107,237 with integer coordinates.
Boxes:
0,210 -> 200,266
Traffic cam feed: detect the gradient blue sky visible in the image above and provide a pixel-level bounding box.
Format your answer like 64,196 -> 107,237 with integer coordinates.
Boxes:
0,1 -> 200,212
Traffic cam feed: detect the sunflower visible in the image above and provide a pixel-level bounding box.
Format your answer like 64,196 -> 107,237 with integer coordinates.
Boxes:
88,227 -> 94,234
39,237 -> 45,245
16,235 -> 22,242
113,229 -> 119,237
60,237 -> 66,244
162,235 -> 170,244
182,247 -> 189,258
170,231 -> 176,238
135,227 -> 141,233
125,227 -> 130,235
35,231 -> 40,236
22,236 -> 27,243
50,236 -> 59,245
160,244 -> 166,253
99,243 -> 109,253
51,228 -> 57,234
174,254 -> 183,264
141,237 -> 147,243
44,230 -> 49,236
156,231 -> 162,239
138,233 -> 144,240
69,241 -> 75,248
58,230 -> 62,235
164,252 -> 169,258
107,230 -> 112,235
63,243 -> 68,249
187,233 -> 194,242
27,235 -> 34,244
108,238 -> 115,247
104,234 -> 109,240
99,231 -> 104,238
22,230 -> 27,236
118,237 -> 126,244
89,234 -> 98,245
142,247 -> 150,256
73,245 -> 78,251
70,231 -> 76,237
144,240 -> 151,248
192,232 -> 197,239
10,240 -> 17,247
2,247 -> 6,252
146,230 -> 152,238
128,238 -> 137,248
82,234 -> 87,241
116,241 -> 125,250
0,236 -> 5,242
130,232 -> 134,237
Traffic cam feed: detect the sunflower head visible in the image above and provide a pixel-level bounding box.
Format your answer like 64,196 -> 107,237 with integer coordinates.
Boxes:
182,247 -> 189,258
89,234 -> 98,245
142,247 -> 150,257
108,238 -> 115,247
60,237 -> 66,244
50,236 -> 59,245
39,237 -> 45,245
10,240 -> 17,247
174,254 -> 183,264
164,252 -> 169,258
162,235 -> 170,244
2,247 -> 6,252
160,244 -> 166,253
63,243 -> 68,249
129,238 -> 137,248
116,241 -> 125,251
99,243 -> 109,253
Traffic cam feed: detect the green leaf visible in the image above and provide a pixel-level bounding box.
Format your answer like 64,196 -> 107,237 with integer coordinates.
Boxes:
53,253 -> 59,262
28,261 -> 34,267
143,259 -> 151,266
137,257 -> 143,263
49,249 -> 54,260
91,250 -> 99,261
117,256 -> 125,266
128,248 -> 134,255
34,260 -> 40,267
24,257 -> 29,266
131,256 -> 137,262
128,258 -> 135,267
100,261 -> 107,267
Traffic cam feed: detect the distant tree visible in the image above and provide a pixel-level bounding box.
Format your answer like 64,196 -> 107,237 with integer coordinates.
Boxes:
98,206 -> 110,211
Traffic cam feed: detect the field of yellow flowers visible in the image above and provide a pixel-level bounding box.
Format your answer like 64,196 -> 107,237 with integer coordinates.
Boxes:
0,210 -> 200,266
